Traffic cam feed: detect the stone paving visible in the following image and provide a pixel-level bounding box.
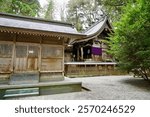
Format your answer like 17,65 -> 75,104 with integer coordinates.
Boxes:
8,75 -> 150,100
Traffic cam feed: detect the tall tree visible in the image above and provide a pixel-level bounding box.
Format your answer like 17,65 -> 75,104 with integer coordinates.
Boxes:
67,0 -> 104,31
0,0 -> 40,17
97,0 -> 136,22
109,0 -> 150,79
60,3 -> 66,22
44,0 -> 54,20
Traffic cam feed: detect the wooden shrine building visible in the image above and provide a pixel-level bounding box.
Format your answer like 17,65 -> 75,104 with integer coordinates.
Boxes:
0,13 -> 125,98
65,16 -> 112,62
65,16 -> 125,77
0,13 -> 85,98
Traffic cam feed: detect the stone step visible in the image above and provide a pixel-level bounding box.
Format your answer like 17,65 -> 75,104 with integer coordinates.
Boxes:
4,88 -> 39,98
0,79 -> 82,99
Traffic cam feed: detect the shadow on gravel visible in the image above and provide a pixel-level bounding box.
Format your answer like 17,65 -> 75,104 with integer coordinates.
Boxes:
121,78 -> 150,91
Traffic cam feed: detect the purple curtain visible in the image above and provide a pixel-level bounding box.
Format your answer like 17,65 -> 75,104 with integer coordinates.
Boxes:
92,47 -> 102,55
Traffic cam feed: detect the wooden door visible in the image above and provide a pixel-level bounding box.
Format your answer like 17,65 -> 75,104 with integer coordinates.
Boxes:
27,45 -> 39,71
15,44 -> 39,72
15,45 -> 27,72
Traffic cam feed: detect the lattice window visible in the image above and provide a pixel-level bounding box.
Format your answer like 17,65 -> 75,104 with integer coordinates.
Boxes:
0,44 -> 13,57
16,45 -> 27,58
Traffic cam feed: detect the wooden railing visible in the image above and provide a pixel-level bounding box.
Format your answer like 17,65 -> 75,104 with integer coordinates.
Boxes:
64,62 -> 126,77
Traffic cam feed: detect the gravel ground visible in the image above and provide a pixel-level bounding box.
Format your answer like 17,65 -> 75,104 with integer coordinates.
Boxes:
8,75 -> 150,100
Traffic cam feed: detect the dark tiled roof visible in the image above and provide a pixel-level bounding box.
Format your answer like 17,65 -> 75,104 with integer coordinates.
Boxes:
0,13 -> 84,36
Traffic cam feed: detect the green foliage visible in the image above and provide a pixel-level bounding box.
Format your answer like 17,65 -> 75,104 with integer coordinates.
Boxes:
66,0 -> 133,31
44,0 -> 54,20
67,0 -> 104,31
109,0 -> 150,79
0,0 -> 40,17
97,0 -> 135,22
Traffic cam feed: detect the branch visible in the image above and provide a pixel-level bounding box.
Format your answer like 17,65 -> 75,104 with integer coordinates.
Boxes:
105,2 -> 126,7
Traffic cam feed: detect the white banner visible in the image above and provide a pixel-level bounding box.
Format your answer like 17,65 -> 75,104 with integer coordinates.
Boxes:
0,100 -> 149,117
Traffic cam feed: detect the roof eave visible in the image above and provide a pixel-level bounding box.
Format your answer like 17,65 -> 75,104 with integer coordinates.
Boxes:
0,25 -> 86,39
71,16 -> 113,44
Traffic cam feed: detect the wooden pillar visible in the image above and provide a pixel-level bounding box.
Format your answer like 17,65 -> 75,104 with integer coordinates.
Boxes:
62,37 -> 65,77
105,64 -> 107,75
39,36 -> 42,72
11,33 -> 16,72
81,47 -> 83,61
77,47 -> 80,61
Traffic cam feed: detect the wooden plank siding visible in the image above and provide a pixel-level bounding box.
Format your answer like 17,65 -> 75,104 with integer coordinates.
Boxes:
0,58 -> 12,73
41,45 -> 63,72
0,32 -> 64,74
0,42 -> 13,73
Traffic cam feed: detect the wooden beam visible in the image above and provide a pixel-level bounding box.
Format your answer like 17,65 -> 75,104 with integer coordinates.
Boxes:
11,34 -> 17,72
0,26 -> 84,40
39,37 -> 42,72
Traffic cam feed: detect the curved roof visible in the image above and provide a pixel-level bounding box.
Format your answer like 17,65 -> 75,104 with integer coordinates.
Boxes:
0,13 -> 112,42
70,16 -> 112,44
83,16 -> 108,37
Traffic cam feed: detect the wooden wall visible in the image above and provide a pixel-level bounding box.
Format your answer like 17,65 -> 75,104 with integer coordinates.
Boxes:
0,32 -> 64,82
65,63 -> 126,77
0,42 -> 13,73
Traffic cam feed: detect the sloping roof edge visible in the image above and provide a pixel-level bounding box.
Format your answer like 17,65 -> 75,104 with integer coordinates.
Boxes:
0,12 -> 86,38
0,13 -> 112,43
0,12 -> 73,27
70,16 -> 112,44
84,16 -> 113,34
83,16 -> 108,37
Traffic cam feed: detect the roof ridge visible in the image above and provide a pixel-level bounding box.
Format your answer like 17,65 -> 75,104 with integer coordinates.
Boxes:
0,12 -> 73,27
82,16 -> 106,33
